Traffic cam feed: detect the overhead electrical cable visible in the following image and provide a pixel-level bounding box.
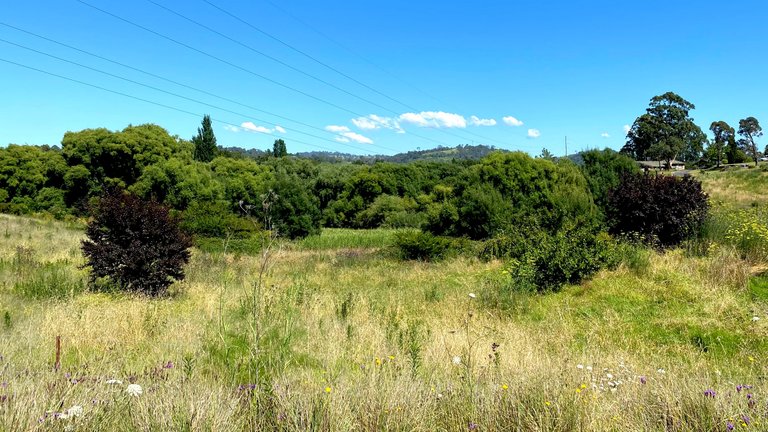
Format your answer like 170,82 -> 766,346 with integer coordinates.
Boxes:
0,57 -> 376,155
0,22 -> 392,150
0,37 -> 391,153
204,0 -> 514,148
74,0 -> 464,151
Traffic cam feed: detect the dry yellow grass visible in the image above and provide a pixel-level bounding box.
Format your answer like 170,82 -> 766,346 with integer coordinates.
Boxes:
1,213 -> 767,431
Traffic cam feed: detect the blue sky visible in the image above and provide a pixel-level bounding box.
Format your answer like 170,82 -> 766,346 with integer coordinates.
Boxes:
1,0 -> 766,156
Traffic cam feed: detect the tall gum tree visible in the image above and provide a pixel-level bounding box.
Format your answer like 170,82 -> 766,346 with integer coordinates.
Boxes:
622,92 -> 706,169
738,117 -> 763,166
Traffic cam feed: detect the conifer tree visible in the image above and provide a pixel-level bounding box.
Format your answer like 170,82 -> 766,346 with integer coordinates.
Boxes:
272,139 -> 287,158
193,115 -> 217,162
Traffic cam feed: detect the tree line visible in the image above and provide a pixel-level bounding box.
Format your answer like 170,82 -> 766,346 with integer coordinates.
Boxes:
622,92 -> 763,168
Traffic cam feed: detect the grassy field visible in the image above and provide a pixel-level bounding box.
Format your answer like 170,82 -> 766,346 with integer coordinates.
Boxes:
697,166 -> 768,208
1,178 -> 768,430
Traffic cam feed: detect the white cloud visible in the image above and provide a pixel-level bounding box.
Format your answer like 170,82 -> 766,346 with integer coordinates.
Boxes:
601,132 -> 610,138
340,131 -> 373,145
470,116 -> 497,127
351,114 -> 404,133
325,125 -> 350,133
503,116 -> 524,127
241,122 -> 272,134
352,117 -> 379,130
223,125 -> 240,133
274,126 -> 286,134
326,125 -> 373,144
623,124 -> 631,134
527,129 -> 541,139
399,111 -> 467,128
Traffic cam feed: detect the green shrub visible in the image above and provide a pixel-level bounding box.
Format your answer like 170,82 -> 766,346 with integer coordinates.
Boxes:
181,201 -> 257,239
494,225 -> 619,293
268,175 -> 322,240
425,152 -> 599,240
394,231 -> 462,262
578,148 -> 639,211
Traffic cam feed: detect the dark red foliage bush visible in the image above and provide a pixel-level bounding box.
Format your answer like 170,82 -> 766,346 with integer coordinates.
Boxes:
606,173 -> 709,248
81,191 -> 192,295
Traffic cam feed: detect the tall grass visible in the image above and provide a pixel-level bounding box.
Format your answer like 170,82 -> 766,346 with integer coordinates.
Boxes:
295,228 -> 415,250
1,213 -> 767,431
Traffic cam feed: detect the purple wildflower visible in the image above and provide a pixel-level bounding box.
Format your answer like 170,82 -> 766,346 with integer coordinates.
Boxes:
0,382 -> 7,387
0,395 -> 7,403
741,415 -> 750,426
736,385 -> 743,392
639,376 -> 647,385
163,361 -> 174,369
468,422 -> 478,430
726,421 -> 734,431
704,389 -> 716,398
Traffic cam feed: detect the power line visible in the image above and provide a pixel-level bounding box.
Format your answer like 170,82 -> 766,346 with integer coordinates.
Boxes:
202,0 -> 515,149
0,38 -> 380,154
0,57 -> 375,155
146,0 -> 407,118
0,22 -> 391,152
74,0 -> 471,151
204,0 -> 421,112
0,36 -> 393,153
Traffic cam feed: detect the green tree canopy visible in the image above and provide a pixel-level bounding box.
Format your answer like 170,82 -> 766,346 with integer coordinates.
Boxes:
272,139 -> 287,158
622,92 -> 707,168
738,117 -> 763,166
709,121 -> 736,167
61,124 -> 185,199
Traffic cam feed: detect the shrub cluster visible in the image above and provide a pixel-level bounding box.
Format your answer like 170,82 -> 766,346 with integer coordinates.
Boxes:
485,224 -> 619,293
81,191 -> 192,296
393,231 -> 472,262
606,173 -> 709,247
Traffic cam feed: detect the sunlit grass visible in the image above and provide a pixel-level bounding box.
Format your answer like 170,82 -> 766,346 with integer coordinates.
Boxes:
1,209 -> 767,430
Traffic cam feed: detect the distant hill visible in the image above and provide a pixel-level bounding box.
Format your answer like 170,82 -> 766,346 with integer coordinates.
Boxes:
220,144 -> 506,164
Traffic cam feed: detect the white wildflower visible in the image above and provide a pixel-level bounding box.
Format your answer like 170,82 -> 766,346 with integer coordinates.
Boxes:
126,383 -> 143,397
606,373 -> 614,379
452,356 -> 462,365
105,379 -> 123,385
657,368 -> 665,374
437,393 -> 444,399
586,365 -> 593,372
65,405 -> 83,418
468,293 -> 476,299
752,316 -> 760,322
577,364 -> 584,370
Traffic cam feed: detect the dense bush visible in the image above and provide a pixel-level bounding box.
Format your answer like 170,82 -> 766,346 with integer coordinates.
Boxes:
393,231 -> 469,262
180,201 -> 257,239
579,149 -> 639,211
267,175 -> 322,239
606,173 -> 709,247
426,152 -> 599,239
81,191 -> 192,295
488,224 -> 619,293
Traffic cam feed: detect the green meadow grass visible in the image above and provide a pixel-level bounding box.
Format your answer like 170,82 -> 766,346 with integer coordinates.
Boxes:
1,181 -> 768,431
295,227 -> 416,251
